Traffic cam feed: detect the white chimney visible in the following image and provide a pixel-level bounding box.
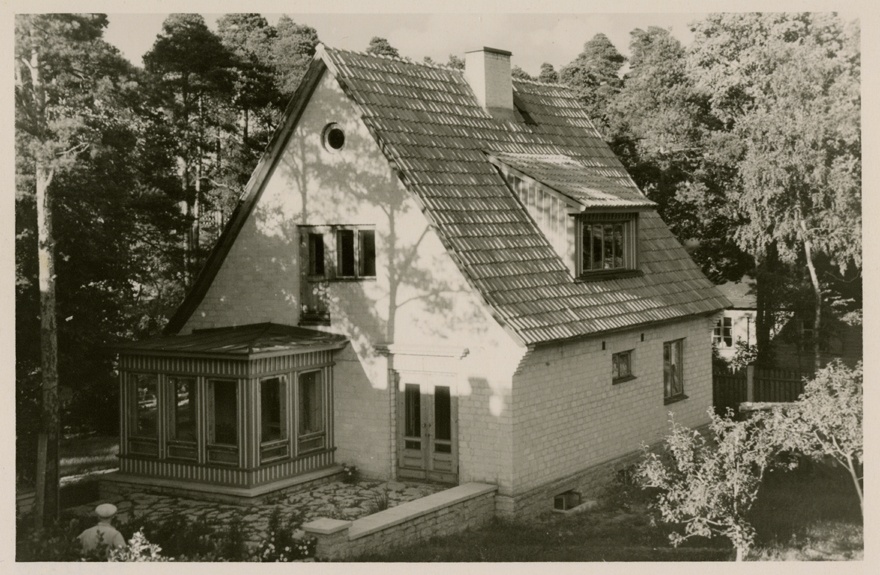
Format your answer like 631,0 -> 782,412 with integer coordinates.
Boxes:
465,47 -> 514,121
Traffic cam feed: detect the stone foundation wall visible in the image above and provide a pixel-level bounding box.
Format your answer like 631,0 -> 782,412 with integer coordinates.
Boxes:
497,449 -> 643,518
99,466 -> 342,506
303,483 -> 497,560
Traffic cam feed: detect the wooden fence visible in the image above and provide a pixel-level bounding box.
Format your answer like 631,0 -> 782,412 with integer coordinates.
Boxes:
713,366 -> 812,415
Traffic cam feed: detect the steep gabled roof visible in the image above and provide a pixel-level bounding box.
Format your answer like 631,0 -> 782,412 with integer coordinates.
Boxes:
167,45 -> 729,345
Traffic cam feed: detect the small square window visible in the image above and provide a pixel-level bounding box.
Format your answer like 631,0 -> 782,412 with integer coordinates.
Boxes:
612,350 -> 634,383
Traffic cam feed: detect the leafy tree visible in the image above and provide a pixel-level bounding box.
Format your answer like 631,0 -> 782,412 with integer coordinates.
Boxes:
537,62 -> 558,83
511,65 -> 533,80
366,36 -> 399,58
637,411 -> 782,561
15,12 -> 128,526
446,54 -> 465,69
144,14 -> 236,283
560,33 -> 626,136
272,16 -> 319,98
609,26 -> 751,284
767,360 -> 863,515
689,13 -> 861,370
216,13 -> 278,146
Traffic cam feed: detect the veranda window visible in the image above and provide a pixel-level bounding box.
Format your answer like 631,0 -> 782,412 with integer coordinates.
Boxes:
169,376 -> 196,442
132,374 -> 158,438
208,379 -> 238,446
298,371 -> 324,452
261,376 -> 286,443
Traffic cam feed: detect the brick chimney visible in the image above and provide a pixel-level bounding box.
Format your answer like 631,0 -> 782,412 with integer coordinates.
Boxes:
465,47 -> 514,121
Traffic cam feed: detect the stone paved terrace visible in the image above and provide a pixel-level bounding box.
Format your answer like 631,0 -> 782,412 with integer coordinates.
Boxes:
67,480 -> 445,548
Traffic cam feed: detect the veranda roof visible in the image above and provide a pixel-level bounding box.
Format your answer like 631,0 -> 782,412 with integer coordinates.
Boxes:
116,323 -> 347,358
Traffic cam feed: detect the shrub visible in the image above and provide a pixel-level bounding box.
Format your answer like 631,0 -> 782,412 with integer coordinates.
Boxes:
253,507 -> 316,562
341,463 -> 359,484
765,360 -> 863,516
636,410 -> 785,561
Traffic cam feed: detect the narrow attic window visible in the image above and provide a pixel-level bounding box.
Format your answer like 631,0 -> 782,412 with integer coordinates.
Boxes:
576,213 -> 639,280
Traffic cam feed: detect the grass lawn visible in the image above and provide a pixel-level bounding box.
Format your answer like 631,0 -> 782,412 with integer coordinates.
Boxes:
354,461 -> 862,562
59,433 -> 118,480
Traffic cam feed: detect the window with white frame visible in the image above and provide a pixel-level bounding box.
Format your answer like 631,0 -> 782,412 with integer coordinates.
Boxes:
336,227 -> 376,278
302,225 -> 375,281
663,339 -> 685,402
577,213 -> 637,277
714,317 -> 733,348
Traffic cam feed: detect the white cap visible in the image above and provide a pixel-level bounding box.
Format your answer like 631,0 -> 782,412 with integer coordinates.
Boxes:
95,503 -> 118,519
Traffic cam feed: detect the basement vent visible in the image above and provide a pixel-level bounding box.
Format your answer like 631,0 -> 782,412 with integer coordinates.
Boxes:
554,490 -> 582,511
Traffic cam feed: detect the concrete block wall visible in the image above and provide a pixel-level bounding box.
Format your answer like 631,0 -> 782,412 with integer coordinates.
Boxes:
303,483 -> 497,560
509,316 -> 714,515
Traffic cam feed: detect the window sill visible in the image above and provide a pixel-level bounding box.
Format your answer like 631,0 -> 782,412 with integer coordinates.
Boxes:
664,394 -> 689,405
327,276 -> 377,282
577,269 -> 643,283
612,375 -> 637,385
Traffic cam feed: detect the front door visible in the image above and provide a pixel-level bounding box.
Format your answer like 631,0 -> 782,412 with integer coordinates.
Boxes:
397,380 -> 458,483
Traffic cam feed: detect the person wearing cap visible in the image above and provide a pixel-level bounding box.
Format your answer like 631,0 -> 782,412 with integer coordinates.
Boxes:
78,503 -> 126,554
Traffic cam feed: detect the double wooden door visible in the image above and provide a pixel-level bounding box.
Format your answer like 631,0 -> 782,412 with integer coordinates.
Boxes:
397,380 -> 457,483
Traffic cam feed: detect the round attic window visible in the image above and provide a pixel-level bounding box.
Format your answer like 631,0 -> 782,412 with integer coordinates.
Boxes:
323,123 -> 345,151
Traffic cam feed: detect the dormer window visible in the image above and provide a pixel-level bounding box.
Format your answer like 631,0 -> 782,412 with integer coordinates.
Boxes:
576,213 -> 638,279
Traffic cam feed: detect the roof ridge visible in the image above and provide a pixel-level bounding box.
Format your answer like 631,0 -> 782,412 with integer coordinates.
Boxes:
319,43 -> 465,73
513,77 -> 570,89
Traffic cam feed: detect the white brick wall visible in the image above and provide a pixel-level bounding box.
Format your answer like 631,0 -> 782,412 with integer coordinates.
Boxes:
511,316 -> 715,494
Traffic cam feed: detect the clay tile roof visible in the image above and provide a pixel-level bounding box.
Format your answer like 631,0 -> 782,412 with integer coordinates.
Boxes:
320,46 -> 729,345
488,152 -> 657,209
165,47 -> 730,345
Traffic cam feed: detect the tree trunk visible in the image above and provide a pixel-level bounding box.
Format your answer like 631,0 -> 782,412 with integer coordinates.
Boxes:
800,220 -> 822,372
193,94 -> 204,273
25,28 -> 60,529
34,163 -> 60,529
754,244 -> 779,366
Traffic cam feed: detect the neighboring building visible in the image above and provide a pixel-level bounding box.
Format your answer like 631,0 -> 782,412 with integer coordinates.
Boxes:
112,46 -> 729,517
713,277 -> 758,361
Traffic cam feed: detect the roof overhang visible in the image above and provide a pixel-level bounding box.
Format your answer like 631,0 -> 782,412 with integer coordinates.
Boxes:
117,323 -> 348,360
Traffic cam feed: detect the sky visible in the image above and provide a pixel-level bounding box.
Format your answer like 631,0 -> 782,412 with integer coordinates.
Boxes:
104,10 -> 708,75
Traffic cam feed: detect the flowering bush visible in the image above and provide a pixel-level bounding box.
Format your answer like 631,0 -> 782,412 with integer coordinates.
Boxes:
341,463 -> 359,484
107,530 -> 171,562
253,507 -> 316,562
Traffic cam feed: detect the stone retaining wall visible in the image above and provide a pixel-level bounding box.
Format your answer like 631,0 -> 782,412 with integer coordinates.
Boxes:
303,483 -> 497,560
99,465 -> 342,506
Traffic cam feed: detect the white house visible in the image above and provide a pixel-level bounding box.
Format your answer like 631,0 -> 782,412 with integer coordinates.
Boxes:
112,45 -> 730,517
